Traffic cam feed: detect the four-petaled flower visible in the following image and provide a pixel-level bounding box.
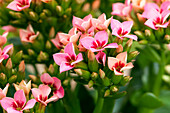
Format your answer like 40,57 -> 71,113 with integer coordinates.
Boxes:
40,73 -> 64,98
0,44 -> 13,63
108,52 -> 134,75
19,24 -> 39,43
53,42 -> 83,73
7,0 -> 32,11
111,19 -> 138,41
80,31 -> 118,52
32,84 -> 58,106
1,90 -> 36,113
0,83 -> 9,100
0,31 -> 8,47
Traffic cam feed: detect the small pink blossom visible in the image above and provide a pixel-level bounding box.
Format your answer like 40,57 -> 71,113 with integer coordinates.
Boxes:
111,19 -> 137,41
1,90 -> 36,113
58,27 -> 80,45
0,31 -> 8,47
32,84 -> 58,106
111,0 -> 132,17
7,0 -> 32,11
108,52 -> 134,75
51,33 -> 64,49
95,51 -> 106,66
131,0 -> 146,11
19,24 -> 39,43
92,13 -> 112,31
40,73 -> 64,98
0,44 -> 13,63
72,14 -> 92,33
53,42 -> 83,73
80,31 -> 118,52
2,25 -> 17,32
0,83 -> 9,100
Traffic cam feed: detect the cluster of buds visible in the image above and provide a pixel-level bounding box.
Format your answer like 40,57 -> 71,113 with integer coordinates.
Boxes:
52,13 -> 139,98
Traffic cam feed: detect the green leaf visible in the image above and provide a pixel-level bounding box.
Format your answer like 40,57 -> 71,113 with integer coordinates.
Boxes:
139,92 -> 163,109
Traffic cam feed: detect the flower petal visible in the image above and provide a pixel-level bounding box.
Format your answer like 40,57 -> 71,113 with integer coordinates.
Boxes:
123,35 -> 138,41
80,36 -> 95,50
122,21 -> 133,34
104,43 -> 118,49
116,52 -> 127,63
108,57 -> 119,71
22,99 -> 36,110
121,62 -> 134,71
60,62 -> 74,73
14,90 -> 26,108
39,84 -> 51,99
71,53 -> 83,65
40,73 -> 54,85
64,42 -> 76,58
94,31 -> 108,46
45,95 -> 59,104
31,88 -> 41,101
1,97 -> 15,110
7,107 -> 22,113
53,53 -> 68,65
95,52 -> 106,66
2,44 -> 13,55
144,18 -> 157,30
52,77 -> 61,90
54,86 -> 64,98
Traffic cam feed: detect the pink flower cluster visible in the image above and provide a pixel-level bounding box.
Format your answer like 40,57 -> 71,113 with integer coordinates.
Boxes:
52,13 -> 136,76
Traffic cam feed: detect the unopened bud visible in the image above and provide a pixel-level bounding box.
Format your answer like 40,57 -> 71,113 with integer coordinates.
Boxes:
164,35 -> 170,43
0,73 -> 6,82
65,8 -> 72,16
19,61 -> 25,72
99,69 -> 105,79
74,69 -> 90,79
37,51 -> 49,62
139,40 -> 148,45
32,83 -> 38,88
134,31 -> 145,39
43,9 -> 52,16
116,45 -> 123,53
104,89 -> 110,97
6,58 -> 12,69
8,75 -> 17,83
88,50 -> 98,72
111,75 -> 122,85
28,49 -> 36,56
88,80 -> 94,88
63,79 -> 69,86
61,0 -> 71,9
145,29 -> 155,41
120,76 -> 132,86
128,51 -> 140,61
102,77 -> 110,86
46,41 -> 52,49
74,61 -> 88,70
9,11 -> 24,19
110,86 -> 119,92
48,64 -> 54,74
13,51 -> 23,64
29,11 -> 39,21
91,72 -> 98,80
56,6 -> 63,16
124,39 -> 133,52
29,75 -> 37,83
49,27 -> 55,38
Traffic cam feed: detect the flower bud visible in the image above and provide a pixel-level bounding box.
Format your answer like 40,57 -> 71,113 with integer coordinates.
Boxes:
19,61 -> 25,73
164,35 -> 170,43
110,86 -> 119,92
56,5 -> 63,16
65,8 -> 72,16
32,83 -> 38,88
6,58 -> 12,70
61,0 -> 71,9
49,27 -> 55,38
29,75 -> 37,83
155,28 -> 164,40
74,69 -> 90,79
134,31 -> 145,39
71,0 -> 85,11
8,75 -> 17,83
91,72 -> 98,80
13,51 -> 23,64
120,76 -> 132,86
9,11 -> 24,19
40,12 -> 47,19
0,73 -> 7,83
45,40 -> 52,49
145,29 -> 155,41
48,64 -> 54,74
43,9 -> 52,16
104,89 -> 110,97
29,11 -> 39,21
74,61 -> 88,70
88,50 -> 98,72
63,79 -> 69,86
99,69 -> 105,79
139,40 -> 148,45
128,51 -> 140,61
88,80 -> 94,88
102,77 -> 110,86
124,39 -> 133,52
111,75 -> 122,85
28,49 -> 36,56
37,51 -> 49,62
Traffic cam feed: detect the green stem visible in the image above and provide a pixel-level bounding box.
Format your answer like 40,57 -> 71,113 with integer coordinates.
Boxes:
33,64 -> 39,75
152,49 -> 165,96
93,89 -> 104,113
101,97 -> 115,113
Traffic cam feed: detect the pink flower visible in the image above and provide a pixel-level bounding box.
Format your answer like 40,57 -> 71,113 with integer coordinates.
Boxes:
53,42 -> 83,73
142,1 -> 170,19
95,51 -> 106,66
111,19 -> 138,41
1,90 -> 36,113
91,13 -> 112,31
108,52 -> 134,75
19,24 -> 39,43
0,44 -> 13,63
131,0 -> 146,11
0,31 -> 8,47
0,83 -> 9,100
80,31 -> 118,52
40,73 -> 64,98
58,27 -> 80,45
111,0 -> 132,17
32,84 -> 58,106
7,0 -> 32,11
2,25 -> 17,32
51,33 -> 64,49
144,9 -> 170,30
72,14 -> 92,33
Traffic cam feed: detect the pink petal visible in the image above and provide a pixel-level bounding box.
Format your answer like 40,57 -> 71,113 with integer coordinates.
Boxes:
45,95 -> 59,104
94,31 -> 108,46
0,92 -> 6,100
7,107 -> 22,113
104,17 -> 112,28
2,31 -> 9,38
144,3 -> 159,13
83,14 -> 92,21
95,52 -> 106,66
81,19 -> 92,31
51,34 -> 63,49
144,19 -> 157,30
2,44 -> 13,55
39,84 -> 51,98
22,99 -> 36,110
2,83 -> 9,95
111,19 -> 122,31
122,21 -> 133,34
116,52 -> 127,63
160,1 -> 170,11
72,16 -> 84,27
70,34 -> 80,44
155,22 -> 169,28
80,36 -> 95,49
14,90 -> 26,108
27,24 -> 34,34
40,73 -> 54,85
161,10 -> 170,23
108,57 -> 119,71
0,36 -> 7,47
53,53 -> 69,65
104,43 -> 118,49
142,8 -> 160,19
31,88 -> 41,101
111,3 -> 125,16
122,5 -> 132,16
123,34 -> 138,41
113,68 -> 124,75
121,62 -> 134,71
2,25 -> 16,32
58,33 -> 70,45
60,62 -> 74,73
90,48 -> 105,52
52,77 -> 61,90
54,86 -> 64,98
71,53 -> 83,65
98,13 -> 106,23
1,97 -> 15,110
64,42 -> 76,57
68,27 -> 77,35
6,1 -> 20,11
